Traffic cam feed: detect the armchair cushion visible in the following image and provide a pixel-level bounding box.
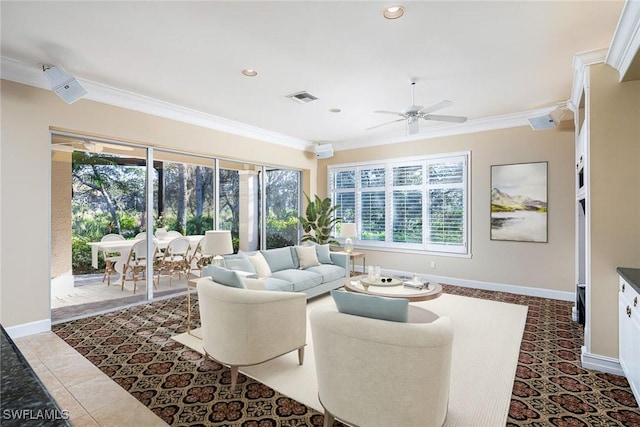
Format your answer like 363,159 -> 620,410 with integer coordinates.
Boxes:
331,289 -> 408,323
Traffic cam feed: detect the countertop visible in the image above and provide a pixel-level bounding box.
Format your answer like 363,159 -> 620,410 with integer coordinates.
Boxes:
617,267 -> 640,294
0,326 -> 71,427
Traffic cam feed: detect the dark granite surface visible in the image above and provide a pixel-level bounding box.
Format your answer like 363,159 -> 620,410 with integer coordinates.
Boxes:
617,267 -> 640,294
0,326 -> 71,427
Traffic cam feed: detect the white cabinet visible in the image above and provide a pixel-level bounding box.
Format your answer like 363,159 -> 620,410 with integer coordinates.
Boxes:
618,276 -> 640,403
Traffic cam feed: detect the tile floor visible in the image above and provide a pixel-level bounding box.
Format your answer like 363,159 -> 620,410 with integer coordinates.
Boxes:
13,332 -> 168,427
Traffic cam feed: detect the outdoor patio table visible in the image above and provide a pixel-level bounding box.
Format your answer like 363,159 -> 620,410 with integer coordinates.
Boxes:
88,235 -> 204,269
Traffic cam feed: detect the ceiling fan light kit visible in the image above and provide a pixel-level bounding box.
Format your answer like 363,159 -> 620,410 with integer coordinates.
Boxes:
368,81 -> 468,135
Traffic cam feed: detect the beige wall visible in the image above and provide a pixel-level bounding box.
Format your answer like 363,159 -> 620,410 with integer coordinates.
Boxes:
319,125 -> 576,293
0,80 -> 317,328
588,63 -> 640,358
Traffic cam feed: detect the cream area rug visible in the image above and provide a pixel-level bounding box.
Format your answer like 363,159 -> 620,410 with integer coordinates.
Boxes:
173,293 -> 528,427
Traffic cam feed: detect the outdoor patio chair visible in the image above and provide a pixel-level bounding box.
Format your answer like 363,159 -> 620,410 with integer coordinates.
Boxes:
121,239 -> 158,294
156,236 -> 190,287
134,232 -> 147,240
166,230 -> 183,238
187,236 -> 213,277
100,233 -> 125,286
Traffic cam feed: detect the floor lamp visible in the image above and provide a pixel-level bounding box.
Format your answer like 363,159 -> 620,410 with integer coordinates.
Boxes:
203,230 -> 234,267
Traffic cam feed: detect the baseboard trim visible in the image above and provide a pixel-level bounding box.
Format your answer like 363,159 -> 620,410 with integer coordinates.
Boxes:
4,319 -> 51,339
581,347 -> 624,376
380,268 -> 575,302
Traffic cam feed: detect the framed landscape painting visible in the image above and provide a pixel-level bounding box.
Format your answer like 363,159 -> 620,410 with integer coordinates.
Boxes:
490,161 -> 548,242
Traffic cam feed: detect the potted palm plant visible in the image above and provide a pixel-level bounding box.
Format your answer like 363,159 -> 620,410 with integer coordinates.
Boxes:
299,194 -> 341,245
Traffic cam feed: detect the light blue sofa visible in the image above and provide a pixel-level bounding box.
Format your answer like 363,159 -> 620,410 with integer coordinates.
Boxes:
209,245 -> 350,299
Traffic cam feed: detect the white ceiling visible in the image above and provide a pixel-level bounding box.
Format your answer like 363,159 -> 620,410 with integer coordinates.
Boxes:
0,1 -> 626,150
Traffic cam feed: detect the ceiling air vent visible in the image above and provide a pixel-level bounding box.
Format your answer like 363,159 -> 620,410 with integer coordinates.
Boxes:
286,91 -> 318,104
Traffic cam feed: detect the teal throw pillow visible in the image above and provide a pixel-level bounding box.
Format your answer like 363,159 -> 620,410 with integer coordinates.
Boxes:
312,242 -> 333,264
331,290 -> 408,322
260,247 -> 295,272
224,256 -> 256,274
210,266 -> 245,289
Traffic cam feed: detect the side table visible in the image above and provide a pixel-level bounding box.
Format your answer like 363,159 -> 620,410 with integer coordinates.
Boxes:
348,251 -> 366,276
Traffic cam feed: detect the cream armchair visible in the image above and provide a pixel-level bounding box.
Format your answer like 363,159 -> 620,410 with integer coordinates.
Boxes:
310,305 -> 454,427
196,278 -> 307,388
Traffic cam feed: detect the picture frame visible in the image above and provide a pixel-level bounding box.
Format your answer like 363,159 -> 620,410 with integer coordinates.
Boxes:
490,161 -> 548,242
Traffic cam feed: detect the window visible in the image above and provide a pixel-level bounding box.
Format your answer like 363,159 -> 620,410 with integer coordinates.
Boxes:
328,152 -> 469,255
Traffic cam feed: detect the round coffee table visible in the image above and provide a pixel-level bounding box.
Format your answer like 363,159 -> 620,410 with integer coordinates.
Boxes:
345,275 -> 442,302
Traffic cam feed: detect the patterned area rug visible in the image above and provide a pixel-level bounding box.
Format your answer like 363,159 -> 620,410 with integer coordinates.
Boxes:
52,285 -> 640,426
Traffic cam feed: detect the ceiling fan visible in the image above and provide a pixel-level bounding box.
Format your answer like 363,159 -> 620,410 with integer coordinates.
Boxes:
52,136 -> 134,153
368,81 -> 468,135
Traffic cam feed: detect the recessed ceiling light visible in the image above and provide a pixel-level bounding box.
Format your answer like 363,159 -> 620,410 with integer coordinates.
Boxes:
242,69 -> 258,77
329,108 -> 341,113
383,5 -> 405,19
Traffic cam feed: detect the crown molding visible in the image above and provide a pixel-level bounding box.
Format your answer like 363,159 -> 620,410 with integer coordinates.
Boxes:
0,56 -> 311,151
333,106 -> 564,151
1,55 -> 570,154
568,48 -> 608,110
605,0 -> 640,81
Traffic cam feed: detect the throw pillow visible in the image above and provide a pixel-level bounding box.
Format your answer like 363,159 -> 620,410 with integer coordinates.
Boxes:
331,289 -> 408,322
210,266 -> 245,289
224,256 -> 256,274
247,251 -> 272,278
260,247 -> 295,272
311,242 -> 333,264
295,245 -> 320,269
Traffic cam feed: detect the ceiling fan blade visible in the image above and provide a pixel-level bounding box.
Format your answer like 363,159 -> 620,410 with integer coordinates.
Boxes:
366,118 -> 405,131
373,110 -> 403,116
423,114 -> 468,123
418,100 -> 454,115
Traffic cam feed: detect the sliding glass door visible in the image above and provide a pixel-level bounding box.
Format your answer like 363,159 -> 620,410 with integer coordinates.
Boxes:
51,134 -> 302,322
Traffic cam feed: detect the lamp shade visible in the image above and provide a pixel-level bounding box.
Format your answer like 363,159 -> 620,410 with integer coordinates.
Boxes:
203,230 -> 233,256
340,223 -> 357,239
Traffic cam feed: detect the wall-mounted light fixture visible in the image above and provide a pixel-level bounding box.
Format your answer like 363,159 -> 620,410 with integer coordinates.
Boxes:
42,64 -> 87,104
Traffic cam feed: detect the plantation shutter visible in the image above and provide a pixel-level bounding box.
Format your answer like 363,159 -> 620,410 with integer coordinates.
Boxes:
426,156 -> 466,252
330,169 -> 356,236
359,167 -> 385,241
391,164 -> 423,244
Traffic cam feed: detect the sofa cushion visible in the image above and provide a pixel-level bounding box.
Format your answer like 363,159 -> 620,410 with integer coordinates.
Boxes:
331,290 -> 408,323
263,277 -> 295,292
208,265 -> 245,289
247,252 -> 272,278
224,254 -> 256,274
305,264 -> 345,283
261,247 -> 295,272
271,269 -> 323,292
295,245 -> 320,269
